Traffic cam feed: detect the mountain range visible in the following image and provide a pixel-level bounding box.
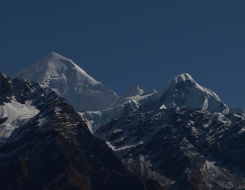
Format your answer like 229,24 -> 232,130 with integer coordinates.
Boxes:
0,52 -> 244,189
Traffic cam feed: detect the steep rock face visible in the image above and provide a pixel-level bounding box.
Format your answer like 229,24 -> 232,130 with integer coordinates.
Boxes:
17,52 -> 118,112
0,73 -> 161,190
0,73 -> 12,104
96,107 -> 245,189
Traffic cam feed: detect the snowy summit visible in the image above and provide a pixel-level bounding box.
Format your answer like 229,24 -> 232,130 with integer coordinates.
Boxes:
159,73 -> 230,113
169,73 -> 194,85
17,52 -> 118,111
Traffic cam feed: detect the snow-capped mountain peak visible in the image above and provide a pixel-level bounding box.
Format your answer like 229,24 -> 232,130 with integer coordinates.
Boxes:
42,51 -> 98,84
121,84 -> 144,99
19,51 -> 100,88
169,73 -> 194,85
17,52 -> 118,112
159,73 -> 229,113
44,51 -> 72,64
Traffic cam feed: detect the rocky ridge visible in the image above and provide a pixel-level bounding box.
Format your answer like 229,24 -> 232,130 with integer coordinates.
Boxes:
0,73 -> 160,190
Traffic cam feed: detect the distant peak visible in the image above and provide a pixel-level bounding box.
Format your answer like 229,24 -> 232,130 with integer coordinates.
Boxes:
143,88 -> 157,95
121,84 -> 144,99
168,73 -> 195,86
133,83 -> 141,89
173,73 -> 194,83
131,84 -> 144,94
49,51 -> 60,57
44,51 -> 71,62
38,52 -> 81,71
49,51 -> 58,56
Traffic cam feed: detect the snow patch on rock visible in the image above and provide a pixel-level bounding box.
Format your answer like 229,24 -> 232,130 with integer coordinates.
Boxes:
0,100 -> 39,139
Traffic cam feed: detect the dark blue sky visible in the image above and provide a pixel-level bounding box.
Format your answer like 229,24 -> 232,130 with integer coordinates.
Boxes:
0,0 -> 244,108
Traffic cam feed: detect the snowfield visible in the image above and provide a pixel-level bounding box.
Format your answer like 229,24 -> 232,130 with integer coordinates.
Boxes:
0,100 -> 39,139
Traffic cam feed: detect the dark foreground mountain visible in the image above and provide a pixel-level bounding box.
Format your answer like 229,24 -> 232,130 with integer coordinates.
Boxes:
0,73 -> 161,190
96,106 -> 245,189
